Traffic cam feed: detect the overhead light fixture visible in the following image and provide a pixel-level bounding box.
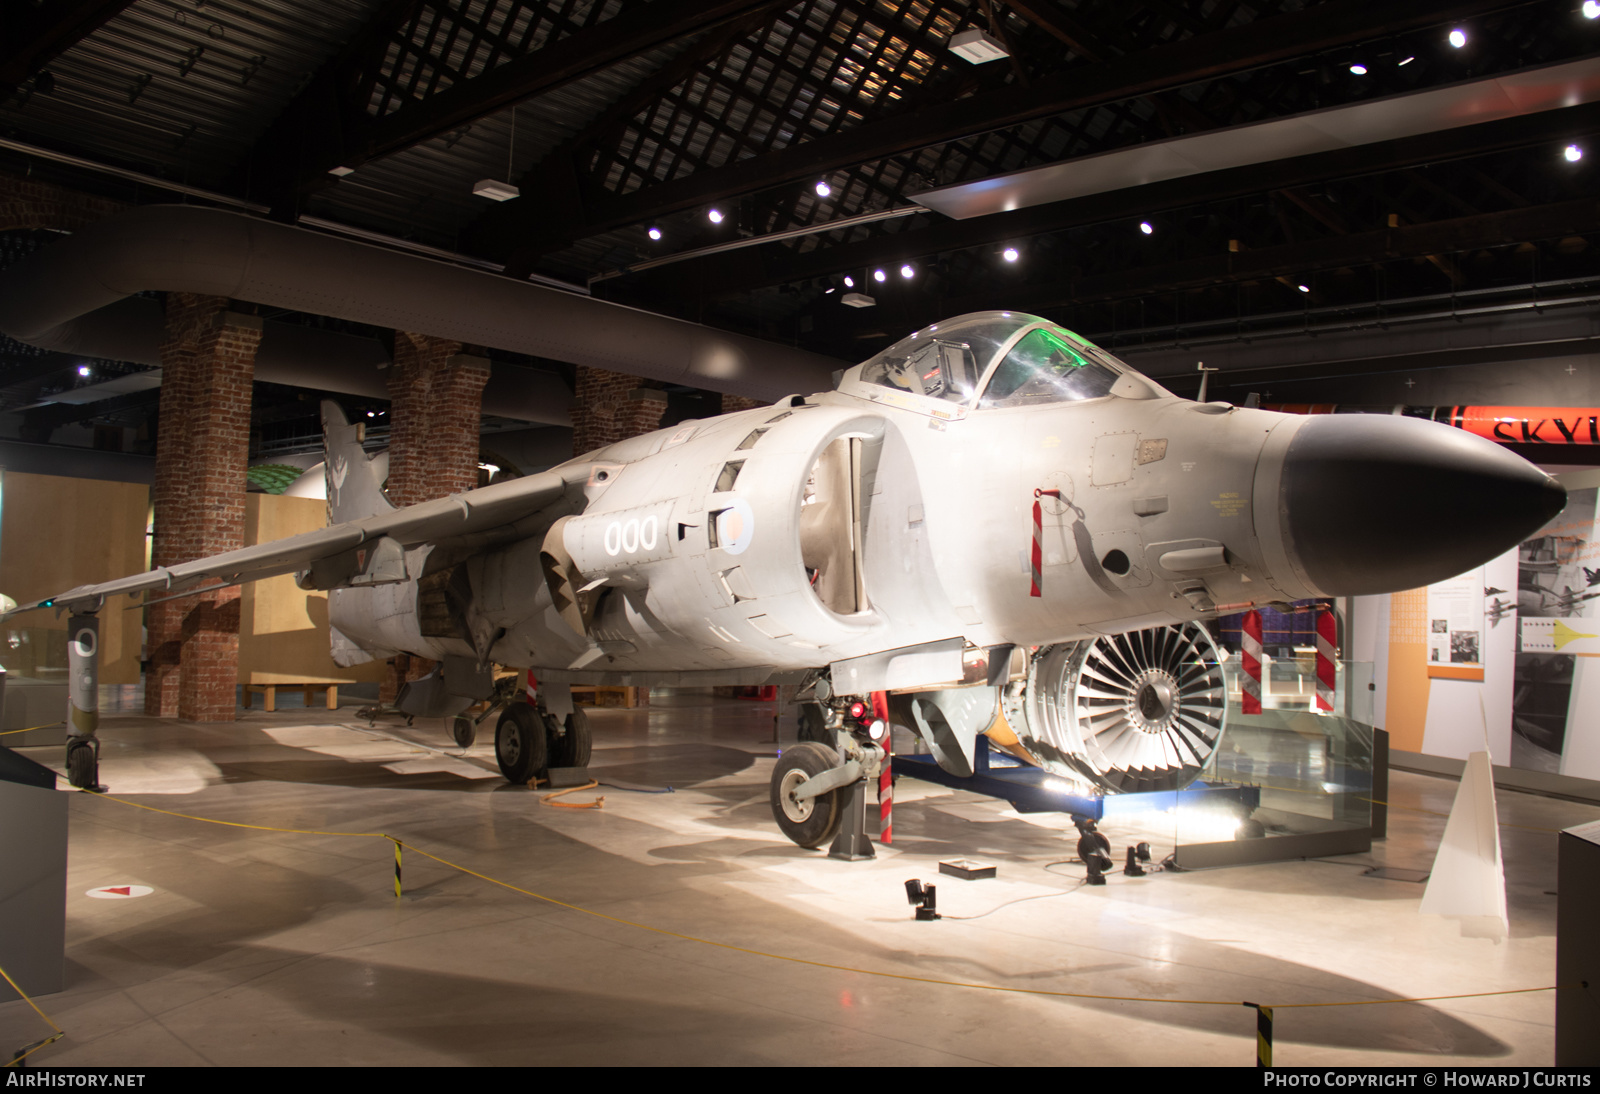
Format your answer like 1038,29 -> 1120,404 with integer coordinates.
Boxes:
842,293 -> 876,308
1449,28 -> 1467,48
648,226 -> 662,240
1398,55 -> 1415,65
708,208 -> 724,224
1566,144 -> 1584,162
1003,246 -> 1019,262
873,268 -> 887,283
899,263 -> 914,279
1297,284 -> 1311,293
842,275 -> 855,288
475,104 -> 521,201
1139,221 -> 1153,235
472,179 -> 520,201
1349,63 -> 1367,75
814,180 -> 831,198
947,27 -> 1008,64
327,165 -> 355,177
1585,0 -> 1600,18
77,365 -> 91,377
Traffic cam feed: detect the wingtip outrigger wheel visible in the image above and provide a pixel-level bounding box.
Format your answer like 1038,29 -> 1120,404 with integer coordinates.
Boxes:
65,612 -> 104,791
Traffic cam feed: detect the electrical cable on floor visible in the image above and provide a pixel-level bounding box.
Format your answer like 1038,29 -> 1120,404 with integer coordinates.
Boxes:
542,780 -> 604,809
940,876 -> 1091,920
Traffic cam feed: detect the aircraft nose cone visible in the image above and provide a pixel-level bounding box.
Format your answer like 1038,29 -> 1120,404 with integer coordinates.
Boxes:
1278,415 -> 1566,596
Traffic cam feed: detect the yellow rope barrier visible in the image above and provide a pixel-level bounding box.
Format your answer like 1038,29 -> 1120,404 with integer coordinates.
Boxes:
79,791 -> 1562,1016
0,961 -> 64,1067
0,722 -> 62,737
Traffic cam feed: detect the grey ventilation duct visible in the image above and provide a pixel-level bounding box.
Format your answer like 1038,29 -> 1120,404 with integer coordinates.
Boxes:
32,295 -> 574,426
0,205 -> 846,417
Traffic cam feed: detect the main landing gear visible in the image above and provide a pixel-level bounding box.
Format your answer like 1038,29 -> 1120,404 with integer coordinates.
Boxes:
492,697 -> 591,785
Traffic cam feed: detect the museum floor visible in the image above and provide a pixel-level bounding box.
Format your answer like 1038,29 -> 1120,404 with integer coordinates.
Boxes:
5,692 -> 1596,1068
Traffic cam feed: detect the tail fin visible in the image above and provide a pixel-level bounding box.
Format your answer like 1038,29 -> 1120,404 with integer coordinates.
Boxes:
322,400 -> 394,524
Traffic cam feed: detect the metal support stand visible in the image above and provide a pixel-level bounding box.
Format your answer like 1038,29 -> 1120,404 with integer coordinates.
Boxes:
64,613 -> 101,791
828,777 -> 876,861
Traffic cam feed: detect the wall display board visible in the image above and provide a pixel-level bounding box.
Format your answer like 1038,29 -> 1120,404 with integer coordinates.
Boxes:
1426,568 -> 1485,681
1511,484 -> 1600,777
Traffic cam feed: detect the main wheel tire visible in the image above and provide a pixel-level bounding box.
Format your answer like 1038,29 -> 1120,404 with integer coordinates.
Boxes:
796,701 -> 831,745
451,715 -> 477,749
495,703 -> 547,784
545,707 -> 592,768
66,740 -> 97,790
770,741 -> 844,849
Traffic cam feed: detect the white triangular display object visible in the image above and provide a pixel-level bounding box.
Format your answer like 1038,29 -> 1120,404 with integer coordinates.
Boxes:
1419,750 -> 1508,942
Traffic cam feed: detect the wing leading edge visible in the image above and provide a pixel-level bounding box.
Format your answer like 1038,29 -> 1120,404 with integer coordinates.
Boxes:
7,460 -> 577,619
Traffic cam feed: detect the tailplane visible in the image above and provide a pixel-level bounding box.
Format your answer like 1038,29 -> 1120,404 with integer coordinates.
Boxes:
321,400 -> 394,523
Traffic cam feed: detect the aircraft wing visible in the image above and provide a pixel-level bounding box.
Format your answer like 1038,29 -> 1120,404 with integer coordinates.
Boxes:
7,468 -> 577,618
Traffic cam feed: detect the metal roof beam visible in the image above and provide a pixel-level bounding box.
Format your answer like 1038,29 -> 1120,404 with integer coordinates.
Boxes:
232,0 -> 777,216
482,0 -> 1529,267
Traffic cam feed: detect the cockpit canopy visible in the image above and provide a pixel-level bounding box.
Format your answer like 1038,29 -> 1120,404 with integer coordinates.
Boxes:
853,311 -> 1137,408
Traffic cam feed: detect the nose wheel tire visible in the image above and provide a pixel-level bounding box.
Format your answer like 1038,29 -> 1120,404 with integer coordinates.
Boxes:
451,715 -> 477,749
495,703 -> 547,784
770,742 -> 844,849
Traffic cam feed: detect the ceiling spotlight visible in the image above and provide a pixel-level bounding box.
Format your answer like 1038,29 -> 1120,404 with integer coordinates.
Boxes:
814,179 -> 831,198
899,263 -> 914,279
1449,28 -> 1467,48
1349,63 -> 1367,75
1003,247 -> 1019,262
843,275 -> 855,288
708,208 -> 724,224
648,226 -> 662,240
873,268 -> 887,283
1565,143 -> 1584,163
1297,284 -> 1311,293
1585,0 -> 1600,18
77,365 -> 90,377
1139,221 -> 1153,235
472,179 -> 520,201
947,27 -> 1008,64
366,410 -> 376,418
1398,55 -> 1415,65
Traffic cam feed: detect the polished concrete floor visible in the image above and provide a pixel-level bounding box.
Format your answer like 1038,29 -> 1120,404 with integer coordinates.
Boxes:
5,692 -> 1597,1067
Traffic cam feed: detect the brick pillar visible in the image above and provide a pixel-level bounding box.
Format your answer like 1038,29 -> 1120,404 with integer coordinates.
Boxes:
146,294 -> 260,721
720,394 -> 766,414
384,333 -> 488,506
571,365 -> 669,457
380,333 -> 490,701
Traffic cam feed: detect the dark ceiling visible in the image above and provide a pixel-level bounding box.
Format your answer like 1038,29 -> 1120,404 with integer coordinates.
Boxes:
1,0 -> 1597,461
